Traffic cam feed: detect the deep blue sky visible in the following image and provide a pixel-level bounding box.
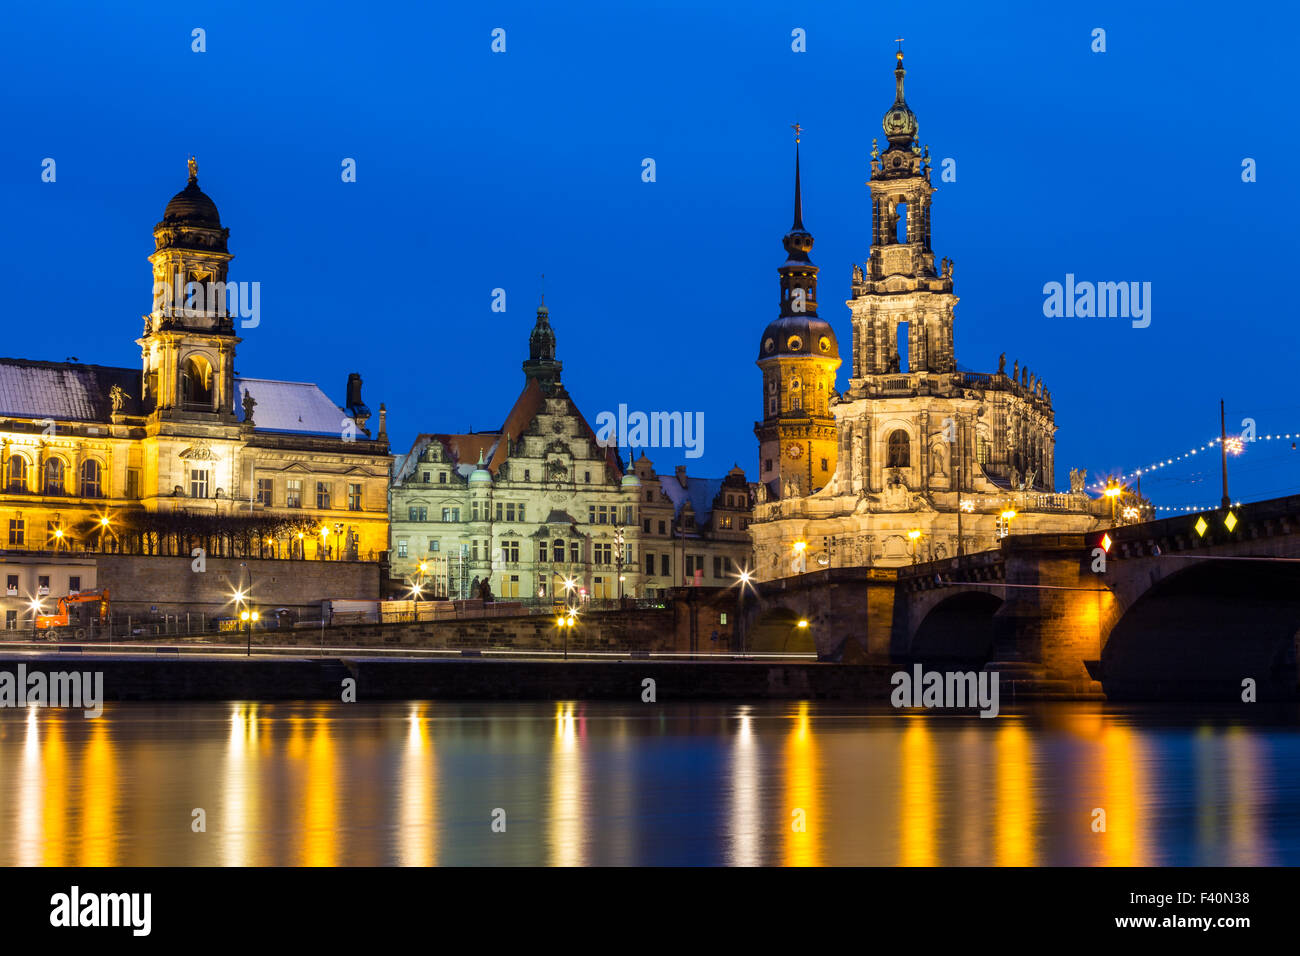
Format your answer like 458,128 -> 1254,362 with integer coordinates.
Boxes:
2,0 -> 1297,510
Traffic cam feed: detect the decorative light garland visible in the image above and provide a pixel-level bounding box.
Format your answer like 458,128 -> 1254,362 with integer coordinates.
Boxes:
1087,431 -> 1297,493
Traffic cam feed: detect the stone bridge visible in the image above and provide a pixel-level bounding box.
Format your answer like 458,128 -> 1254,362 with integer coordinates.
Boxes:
742,494 -> 1300,699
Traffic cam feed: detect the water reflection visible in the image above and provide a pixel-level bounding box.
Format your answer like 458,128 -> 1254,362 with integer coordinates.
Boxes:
0,701 -> 1294,866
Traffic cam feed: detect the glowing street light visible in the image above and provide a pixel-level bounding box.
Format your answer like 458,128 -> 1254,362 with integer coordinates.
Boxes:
240,608 -> 260,657
735,567 -> 755,656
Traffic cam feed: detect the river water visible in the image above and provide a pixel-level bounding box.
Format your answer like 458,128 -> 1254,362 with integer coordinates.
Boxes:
0,700 -> 1296,866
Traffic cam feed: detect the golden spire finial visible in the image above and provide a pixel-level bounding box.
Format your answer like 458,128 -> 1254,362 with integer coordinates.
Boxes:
791,122 -> 803,144
187,155 -> 198,182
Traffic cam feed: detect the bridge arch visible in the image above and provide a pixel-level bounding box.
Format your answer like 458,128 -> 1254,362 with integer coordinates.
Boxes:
910,590 -> 1002,667
1102,558 -> 1300,699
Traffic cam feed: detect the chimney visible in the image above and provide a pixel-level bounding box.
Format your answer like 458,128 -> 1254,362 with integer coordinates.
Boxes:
675,464 -> 688,485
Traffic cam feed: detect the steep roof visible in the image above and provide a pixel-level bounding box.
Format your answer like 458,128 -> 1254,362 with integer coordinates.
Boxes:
0,359 -> 144,421
0,358 -> 352,438
659,473 -> 725,527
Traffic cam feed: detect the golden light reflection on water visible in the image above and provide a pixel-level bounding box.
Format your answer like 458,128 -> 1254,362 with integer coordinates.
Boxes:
899,717 -> 935,866
550,702 -> 584,866
782,701 -> 820,866
994,720 -> 1034,867
0,702 -> 1292,866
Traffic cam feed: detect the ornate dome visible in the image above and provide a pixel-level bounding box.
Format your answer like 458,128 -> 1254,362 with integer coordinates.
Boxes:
163,158 -> 221,225
882,50 -> 918,146
757,315 -> 839,362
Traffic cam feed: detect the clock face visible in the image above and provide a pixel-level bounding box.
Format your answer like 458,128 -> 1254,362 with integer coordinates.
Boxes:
786,443 -> 803,460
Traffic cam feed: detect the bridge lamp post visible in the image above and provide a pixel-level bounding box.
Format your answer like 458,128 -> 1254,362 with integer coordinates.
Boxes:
29,596 -> 43,642
907,529 -> 922,564
1103,483 -> 1122,523
999,509 -> 1016,540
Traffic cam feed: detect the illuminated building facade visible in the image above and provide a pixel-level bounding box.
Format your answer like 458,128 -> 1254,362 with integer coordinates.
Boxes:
0,162 -> 392,576
390,303 -> 754,599
752,51 -> 1104,578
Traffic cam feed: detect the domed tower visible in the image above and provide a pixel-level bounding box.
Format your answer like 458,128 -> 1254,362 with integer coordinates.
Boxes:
754,133 -> 842,499
138,158 -> 240,422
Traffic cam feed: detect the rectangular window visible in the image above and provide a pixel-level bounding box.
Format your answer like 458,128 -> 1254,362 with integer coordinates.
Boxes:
37,575 -> 49,594
472,540 -> 479,561
422,472 -> 430,483
645,553 -> 654,575
442,507 -> 459,522
397,539 -> 408,558
439,472 -> 447,484
408,506 -> 419,522
539,541 -> 548,562
524,469 -> 531,481
4,575 -> 15,594
68,576 -> 81,594
584,471 -> 591,483
504,541 -> 519,563
286,479 -> 302,508
348,483 -> 362,510
417,506 -> 428,521
764,459 -> 773,473
643,519 -> 651,532
589,506 -> 596,524
660,554 -> 670,576
316,482 -> 331,510
428,539 -> 439,552
472,501 -> 480,521
658,521 -> 666,535
256,478 -> 273,505
8,519 -> 23,547
569,542 -> 581,564
4,610 -> 14,630
714,556 -> 723,579
506,503 -> 515,522
517,504 -> 525,522
126,468 -> 141,499
190,468 -> 209,499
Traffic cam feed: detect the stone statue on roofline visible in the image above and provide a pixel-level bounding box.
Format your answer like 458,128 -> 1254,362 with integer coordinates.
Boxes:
242,390 -> 257,426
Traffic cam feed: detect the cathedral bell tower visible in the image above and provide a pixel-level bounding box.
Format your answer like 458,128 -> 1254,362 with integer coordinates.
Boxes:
850,49 -> 958,383
754,131 -> 842,499
138,157 -> 240,423
522,298 -> 563,395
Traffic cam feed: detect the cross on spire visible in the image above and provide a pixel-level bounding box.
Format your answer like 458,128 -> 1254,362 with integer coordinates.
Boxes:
791,122 -> 803,144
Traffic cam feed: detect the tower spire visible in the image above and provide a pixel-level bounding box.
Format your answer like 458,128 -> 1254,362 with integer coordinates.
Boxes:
791,124 -> 804,231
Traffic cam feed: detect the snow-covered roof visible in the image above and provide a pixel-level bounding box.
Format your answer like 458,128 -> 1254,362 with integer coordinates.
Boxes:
0,359 -> 143,421
236,377 -> 349,436
659,474 -> 725,526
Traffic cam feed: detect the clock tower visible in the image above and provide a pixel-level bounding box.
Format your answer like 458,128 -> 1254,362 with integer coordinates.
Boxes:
754,134 -> 842,499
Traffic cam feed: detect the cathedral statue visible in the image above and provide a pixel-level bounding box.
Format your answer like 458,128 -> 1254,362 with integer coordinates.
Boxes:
888,351 -> 900,373
1069,468 -> 1087,494
998,353 -> 1006,375
242,390 -> 257,425
1009,466 -> 1020,490
930,443 -> 945,477
109,384 -> 130,413
1024,467 -> 1036,490
755,482 -> 768,504
1012,359 -> 1019,381
852,263 -> 863,284
1021,368 -> 1028,386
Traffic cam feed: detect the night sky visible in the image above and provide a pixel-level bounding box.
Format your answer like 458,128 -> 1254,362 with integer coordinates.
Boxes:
2,0 -> 1296,510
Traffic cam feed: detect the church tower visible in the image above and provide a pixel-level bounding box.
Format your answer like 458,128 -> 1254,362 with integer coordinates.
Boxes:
138,158 -> 240,423
522,299 -> 563,394
850,48 -> 957,380
755,133 -> 842,499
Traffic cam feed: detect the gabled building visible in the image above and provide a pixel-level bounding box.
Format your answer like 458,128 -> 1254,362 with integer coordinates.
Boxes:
390,303 -> 755,600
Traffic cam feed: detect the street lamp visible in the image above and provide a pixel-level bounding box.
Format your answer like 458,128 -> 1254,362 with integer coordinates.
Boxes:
29,596 -> 43,642
319,524 -> 330,560
240,608 -> 260,656
792,540 -> 808,574
562,575 -> 577,613
98,515 -> 110,552
614,525 -> 625,601
907,528 -> 922,564
1103,482 -> 1122,522
555,613 -> 575,660
735,567 -> 754,656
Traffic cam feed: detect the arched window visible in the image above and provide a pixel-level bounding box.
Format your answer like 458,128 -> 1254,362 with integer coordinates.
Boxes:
43,458 -> 65,495
181,355 -> 214,407
81,459 -> 103,498
887,429 -> 911,468
7,456 -> 27,492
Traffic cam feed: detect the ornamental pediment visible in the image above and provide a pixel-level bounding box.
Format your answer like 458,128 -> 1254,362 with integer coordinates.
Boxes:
178,439 -> 220,461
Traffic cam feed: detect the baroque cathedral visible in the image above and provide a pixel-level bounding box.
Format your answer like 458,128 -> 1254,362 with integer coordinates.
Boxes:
751,50 -> 1104,578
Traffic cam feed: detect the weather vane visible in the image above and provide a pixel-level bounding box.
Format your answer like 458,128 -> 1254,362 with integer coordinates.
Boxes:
790,123 -> 803,144
188,155 -> 197,181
